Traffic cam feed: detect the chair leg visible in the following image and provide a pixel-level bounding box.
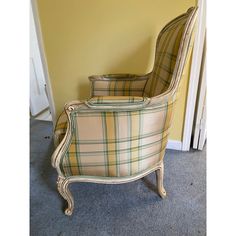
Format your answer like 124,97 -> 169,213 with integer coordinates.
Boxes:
155,162 -> 167,198
57,176 -> 74,216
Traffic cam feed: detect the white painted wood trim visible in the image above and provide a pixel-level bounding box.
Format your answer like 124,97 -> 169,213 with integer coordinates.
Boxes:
198,98 -> 206,150
166,140 -> 182,151
182,0 -> 206,151
31,0 -> 56,127
193,45 -> 206,149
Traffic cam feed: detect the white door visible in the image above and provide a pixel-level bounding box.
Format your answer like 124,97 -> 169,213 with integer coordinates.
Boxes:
193,42 -> 207,150
182,0 -> 206,151
30,3 -> 49,116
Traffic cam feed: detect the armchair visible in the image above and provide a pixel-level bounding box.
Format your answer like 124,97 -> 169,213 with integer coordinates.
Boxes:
52,7 -> 198,215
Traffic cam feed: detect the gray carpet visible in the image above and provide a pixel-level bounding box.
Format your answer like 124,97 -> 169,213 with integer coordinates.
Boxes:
30,119 -> 206,236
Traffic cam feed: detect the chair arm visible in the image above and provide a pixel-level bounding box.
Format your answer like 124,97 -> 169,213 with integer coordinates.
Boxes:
85,96 -> 150,109
88,73 -> 151,97
88,73 -> 150,81
51,96 -> 173,177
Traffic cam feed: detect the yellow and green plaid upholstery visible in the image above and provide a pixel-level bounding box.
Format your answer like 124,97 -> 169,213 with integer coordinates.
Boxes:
88,96 -> 145,105
86,96 -> 150,109
89,74 -> 149,97
144,11 -> 192,97
53,7 -> 197,178
60,99 -> 174,177
54,111 -> 67,143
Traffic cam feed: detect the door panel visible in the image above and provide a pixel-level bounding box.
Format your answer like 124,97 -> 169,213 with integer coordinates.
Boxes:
30,58 -> 48,116
30,3 -> 49,116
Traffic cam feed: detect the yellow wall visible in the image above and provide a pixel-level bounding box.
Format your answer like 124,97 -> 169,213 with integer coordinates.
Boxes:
36,0 -> 195,141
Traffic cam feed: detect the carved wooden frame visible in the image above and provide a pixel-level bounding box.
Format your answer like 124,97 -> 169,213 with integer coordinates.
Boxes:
56,161 -> 166,216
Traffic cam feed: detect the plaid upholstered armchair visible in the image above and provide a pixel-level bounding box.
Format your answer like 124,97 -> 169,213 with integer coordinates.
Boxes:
52,7 -> 198,215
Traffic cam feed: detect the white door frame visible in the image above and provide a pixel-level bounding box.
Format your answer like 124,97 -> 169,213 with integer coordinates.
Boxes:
182,0 -> 206,151
31,0 -> 56,126
193,41 -> 206,150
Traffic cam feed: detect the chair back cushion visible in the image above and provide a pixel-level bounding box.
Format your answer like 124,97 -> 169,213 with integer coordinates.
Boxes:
145,8 -> 197,97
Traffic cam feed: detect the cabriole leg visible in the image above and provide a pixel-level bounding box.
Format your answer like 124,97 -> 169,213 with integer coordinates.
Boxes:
57,176 -> 74,216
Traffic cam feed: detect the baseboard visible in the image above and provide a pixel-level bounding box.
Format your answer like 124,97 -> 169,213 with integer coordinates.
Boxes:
166,140 -> 182,151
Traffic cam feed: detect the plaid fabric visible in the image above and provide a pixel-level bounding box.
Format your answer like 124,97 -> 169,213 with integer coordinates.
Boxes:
55,111 -> 67,134
88,96 -> 145,105
53,7 -> 197,178
144,11 -> 192,97
60,100 -> 174,177
90,74 -> 148,97
54,111 -> 68,143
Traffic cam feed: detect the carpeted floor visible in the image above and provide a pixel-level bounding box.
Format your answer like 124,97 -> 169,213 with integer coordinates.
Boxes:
30,119 -> 206,236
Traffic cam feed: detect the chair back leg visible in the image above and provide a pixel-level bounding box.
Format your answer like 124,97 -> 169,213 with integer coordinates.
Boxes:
155,161 -> 167,198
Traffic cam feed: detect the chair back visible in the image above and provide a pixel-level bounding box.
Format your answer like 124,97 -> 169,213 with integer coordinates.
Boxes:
144,7 -> 198,98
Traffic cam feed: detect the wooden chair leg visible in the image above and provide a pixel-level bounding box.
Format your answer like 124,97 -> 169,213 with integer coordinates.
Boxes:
155,162 -> 167,198
57,176 -> 74,216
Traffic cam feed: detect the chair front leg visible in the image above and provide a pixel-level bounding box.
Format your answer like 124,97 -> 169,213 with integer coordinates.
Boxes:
155,162 -> 167,198
57,176 -> 74,216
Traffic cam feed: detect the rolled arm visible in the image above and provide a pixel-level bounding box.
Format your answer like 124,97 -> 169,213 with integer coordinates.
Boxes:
89,73 -> 151,97
85,95 -> 150,109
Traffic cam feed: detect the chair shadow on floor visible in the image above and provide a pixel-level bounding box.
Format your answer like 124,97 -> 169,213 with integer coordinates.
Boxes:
141,174 -> 160,195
